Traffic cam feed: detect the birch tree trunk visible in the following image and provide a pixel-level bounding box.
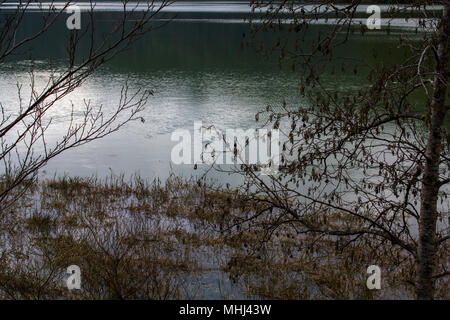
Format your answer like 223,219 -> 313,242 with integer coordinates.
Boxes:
416,3 -> 449,300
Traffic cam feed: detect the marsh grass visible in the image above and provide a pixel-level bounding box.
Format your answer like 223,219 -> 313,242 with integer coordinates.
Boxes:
0,174 -> 447,299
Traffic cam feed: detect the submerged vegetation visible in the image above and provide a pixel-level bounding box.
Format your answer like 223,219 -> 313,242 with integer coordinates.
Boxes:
0,175 -> 447,299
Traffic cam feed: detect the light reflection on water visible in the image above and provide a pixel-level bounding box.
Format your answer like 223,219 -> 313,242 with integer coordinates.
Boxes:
1,2 -> 443,13
0,65 -> 300,182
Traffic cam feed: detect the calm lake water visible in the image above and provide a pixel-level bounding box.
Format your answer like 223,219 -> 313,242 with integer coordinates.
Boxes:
0,2 -> 428,184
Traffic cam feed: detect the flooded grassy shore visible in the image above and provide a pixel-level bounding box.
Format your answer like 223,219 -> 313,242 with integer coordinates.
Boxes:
0,175 -> 447,299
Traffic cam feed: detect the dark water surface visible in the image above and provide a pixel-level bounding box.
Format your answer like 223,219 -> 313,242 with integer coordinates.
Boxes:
0,3 -> 427,184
